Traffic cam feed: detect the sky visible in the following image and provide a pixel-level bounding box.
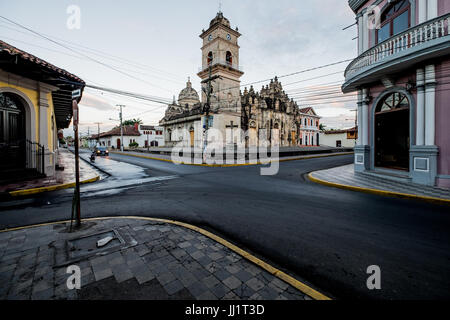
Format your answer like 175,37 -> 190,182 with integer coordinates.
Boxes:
0,0 -> 358,137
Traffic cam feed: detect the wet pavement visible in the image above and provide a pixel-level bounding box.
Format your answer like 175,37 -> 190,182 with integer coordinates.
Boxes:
75,149 -> 178,198
0,149 -> 99,194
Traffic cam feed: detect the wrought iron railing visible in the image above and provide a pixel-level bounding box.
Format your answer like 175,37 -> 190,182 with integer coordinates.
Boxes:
25,140 -> 45,175
345,13 -> 450,79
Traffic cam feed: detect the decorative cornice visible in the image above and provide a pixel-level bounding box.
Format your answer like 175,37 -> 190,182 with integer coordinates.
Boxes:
348,0 -> 368,13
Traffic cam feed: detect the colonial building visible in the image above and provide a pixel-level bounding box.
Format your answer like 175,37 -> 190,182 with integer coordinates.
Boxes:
320,127 -> 358,148
139,125 -> 164,147
90,123 -> 164,149
0,40 -> 84,183
343,0 -> 450,187
160,12 -> 320,149
90,124 -> 141,149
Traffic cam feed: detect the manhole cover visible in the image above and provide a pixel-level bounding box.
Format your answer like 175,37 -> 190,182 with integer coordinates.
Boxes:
67,230 -> 124,260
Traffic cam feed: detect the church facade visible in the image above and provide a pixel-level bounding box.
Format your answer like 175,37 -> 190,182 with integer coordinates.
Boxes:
160,12 -> 320,149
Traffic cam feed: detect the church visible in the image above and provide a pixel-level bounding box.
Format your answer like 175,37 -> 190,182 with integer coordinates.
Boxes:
160,12 -> 320,149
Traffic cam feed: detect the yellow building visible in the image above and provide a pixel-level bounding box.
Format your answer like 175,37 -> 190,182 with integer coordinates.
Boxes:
0,40 -> 84,183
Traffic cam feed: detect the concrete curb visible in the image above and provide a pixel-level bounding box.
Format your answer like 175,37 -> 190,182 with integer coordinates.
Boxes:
112,151 -> 354,167
0,216 -> 332,301
9,176 -> 101,197
308,172 -> 450,206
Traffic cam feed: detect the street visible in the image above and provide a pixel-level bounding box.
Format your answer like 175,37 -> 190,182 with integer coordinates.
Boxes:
1,152 -> 449,300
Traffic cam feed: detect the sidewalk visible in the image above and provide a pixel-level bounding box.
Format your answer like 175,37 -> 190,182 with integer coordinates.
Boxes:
0,149 -> 100,194
309,164 -> 450,203
0,217 -> 320,300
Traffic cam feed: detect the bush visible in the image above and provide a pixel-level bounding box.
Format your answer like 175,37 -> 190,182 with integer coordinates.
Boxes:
129,142 -> 139,148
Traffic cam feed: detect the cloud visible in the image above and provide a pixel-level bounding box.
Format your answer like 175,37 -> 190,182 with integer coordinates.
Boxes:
79,92 -> 115,111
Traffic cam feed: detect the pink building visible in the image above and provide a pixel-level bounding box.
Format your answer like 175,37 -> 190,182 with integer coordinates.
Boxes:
343,0 -> 450,187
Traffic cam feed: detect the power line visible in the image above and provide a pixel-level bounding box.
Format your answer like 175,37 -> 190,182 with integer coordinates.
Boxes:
0,20 -> 185,84
0,16 -> 175,93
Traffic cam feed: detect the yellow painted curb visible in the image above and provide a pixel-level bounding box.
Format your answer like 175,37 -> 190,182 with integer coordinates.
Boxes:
0,216 -> 332,301
112,151 -> 354,168
308,172 -> 450,205
9,176 -> 100,197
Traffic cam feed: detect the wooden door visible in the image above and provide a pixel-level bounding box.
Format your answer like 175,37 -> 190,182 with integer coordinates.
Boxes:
190,130 -> 195,148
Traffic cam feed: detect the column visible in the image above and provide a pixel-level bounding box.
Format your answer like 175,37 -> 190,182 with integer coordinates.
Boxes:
411,63 -> 438,186
418,0 -> 428,24
38,84 -> 52,176
354,88 -> 370,172
362,12 -> 369,52
357,15 -> 363,55
361,88 -> 369,146
357,90 -> 363,146
425,64 -> 436,146
427,0 -> 438,20
416,68 -> 425,146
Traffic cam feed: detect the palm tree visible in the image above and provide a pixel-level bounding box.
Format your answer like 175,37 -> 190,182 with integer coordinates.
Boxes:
122,118 -> 143,126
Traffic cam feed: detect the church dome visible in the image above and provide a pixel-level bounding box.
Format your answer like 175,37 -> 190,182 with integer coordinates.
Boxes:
178,78 -> 200,107
210,12 -> 230,28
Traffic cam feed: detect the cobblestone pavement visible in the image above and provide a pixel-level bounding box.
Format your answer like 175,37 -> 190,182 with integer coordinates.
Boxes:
0,218 -> 310,300
310,164 -> 450,200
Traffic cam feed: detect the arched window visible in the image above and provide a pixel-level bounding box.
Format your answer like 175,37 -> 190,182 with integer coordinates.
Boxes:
226,51 -> 232,66
376,92 -> 409,114
207,52 -> 213,65
377,0 -> 410,44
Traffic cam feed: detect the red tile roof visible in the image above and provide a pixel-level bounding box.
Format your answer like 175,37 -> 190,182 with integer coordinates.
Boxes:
299,107 -> 316,115
0,40 -> 85,85
91,125 -> 141,139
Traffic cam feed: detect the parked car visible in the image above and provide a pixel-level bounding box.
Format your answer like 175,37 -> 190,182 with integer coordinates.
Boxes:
95,146 -> 109,156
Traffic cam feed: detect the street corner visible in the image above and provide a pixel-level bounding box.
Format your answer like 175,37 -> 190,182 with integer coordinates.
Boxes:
3,148 -> 102,197
0,217 -> 328,301
308,164 -> 450,205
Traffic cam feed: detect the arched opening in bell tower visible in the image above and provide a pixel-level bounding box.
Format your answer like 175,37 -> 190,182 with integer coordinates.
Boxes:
207,52 -> 213,66
226,51 -> 232,66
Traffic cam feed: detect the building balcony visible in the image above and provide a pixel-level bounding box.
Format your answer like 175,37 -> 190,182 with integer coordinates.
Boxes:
343,13 -> 450,93
198,60 -> 244,73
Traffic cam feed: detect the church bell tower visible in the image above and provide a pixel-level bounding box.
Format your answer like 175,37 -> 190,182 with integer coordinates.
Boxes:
198,11 -> 244,111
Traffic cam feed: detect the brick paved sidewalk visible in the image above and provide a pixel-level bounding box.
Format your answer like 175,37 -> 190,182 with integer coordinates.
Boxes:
0,218 -> 311,300
310,164 -> 450,200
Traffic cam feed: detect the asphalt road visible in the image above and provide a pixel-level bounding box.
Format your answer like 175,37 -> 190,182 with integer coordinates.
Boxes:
1,152 -> 449,300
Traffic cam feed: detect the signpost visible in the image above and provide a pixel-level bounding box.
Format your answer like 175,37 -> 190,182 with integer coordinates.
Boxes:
71,90 -> 81,229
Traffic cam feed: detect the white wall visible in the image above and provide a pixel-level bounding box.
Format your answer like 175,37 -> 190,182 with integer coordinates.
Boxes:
319,132 -> 356,148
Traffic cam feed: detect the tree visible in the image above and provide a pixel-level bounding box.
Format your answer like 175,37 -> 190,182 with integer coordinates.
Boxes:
122,118 -> 143,126
319,124 -> 326,131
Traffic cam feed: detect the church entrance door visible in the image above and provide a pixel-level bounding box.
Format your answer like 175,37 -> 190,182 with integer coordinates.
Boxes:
190,130 -> 195,148
375,92 -> 410,171
291,131 -> 296,146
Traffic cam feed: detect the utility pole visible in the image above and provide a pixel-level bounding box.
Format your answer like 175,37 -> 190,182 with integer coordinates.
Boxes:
94,122 -> 101,147
201,66 -> 221,163
71,94 -> 81,229
116,105 -> 125,152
